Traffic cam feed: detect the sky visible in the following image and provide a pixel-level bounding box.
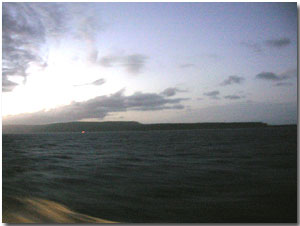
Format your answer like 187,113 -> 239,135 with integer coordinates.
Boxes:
2,2 -> 298,125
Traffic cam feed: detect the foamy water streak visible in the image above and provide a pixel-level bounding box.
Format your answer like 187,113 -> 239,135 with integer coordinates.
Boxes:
3,196 -> 116,223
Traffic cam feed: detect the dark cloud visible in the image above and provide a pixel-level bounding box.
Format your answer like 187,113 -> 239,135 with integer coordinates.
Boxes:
99,56 -> 120,67
203,91 -> 219,96
256,72 -> 290,81
224,95 -> 245,100
179,63 -> 195,68
125,91 -> 188,111
119,90 -> 184,113
2,77 -> 18,92
203,90 -> 220,99
3,89 -> 189,124
160,87 -> 187,97
2,3 -> 68,91
265,38 -> 291,48
220,75 -> 245,86
99,54 -> 148,74
241,38 -> 291,54
123,54 -> 148,74
2,3 -> 103,92
274,82 -> 293,87
240,41 -> 262,53
91,79 -> 106,86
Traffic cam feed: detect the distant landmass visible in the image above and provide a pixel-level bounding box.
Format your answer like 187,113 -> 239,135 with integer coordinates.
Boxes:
3,121 -> 291,134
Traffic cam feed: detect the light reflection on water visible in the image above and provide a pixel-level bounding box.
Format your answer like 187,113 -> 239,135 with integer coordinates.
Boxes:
3,196 -> 115,223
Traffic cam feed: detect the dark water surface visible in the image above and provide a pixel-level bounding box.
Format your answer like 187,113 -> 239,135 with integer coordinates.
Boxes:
3,127 -> 297,223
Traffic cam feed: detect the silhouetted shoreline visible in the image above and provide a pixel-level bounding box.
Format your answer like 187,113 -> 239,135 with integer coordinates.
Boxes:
2,121 -> 294,134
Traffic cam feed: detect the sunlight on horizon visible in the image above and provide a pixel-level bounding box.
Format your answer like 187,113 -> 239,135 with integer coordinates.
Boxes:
2,51 -> 130,116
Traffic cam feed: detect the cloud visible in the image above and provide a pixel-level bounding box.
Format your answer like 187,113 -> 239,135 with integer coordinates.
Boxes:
99,56 -> 120,67
241,37 -> 291,54
274,82 -> 293,87
3,89 -> 189,124
123,54 -> 148,74
179,63 -> 195,68
256,72 -> 290,81
178,101 -> 297,125
2,3 -> 104,92
87,49 -> 99,64
2,77 -> 18,92
220,75 -> 245,86
68,4 -> 105,64
240,41 -> 262,53
2,3 -> 68,91
91,79 -> 106,86
280,68 -> 297,78
203,90 -> 220,99
125,91 -> 188,111
99,54 -> 148,74
203,91 -> 219,96
224,95 -> 245,100
73,78 -> 106,87
265,38 -> 291,48
160,87 -> 187,97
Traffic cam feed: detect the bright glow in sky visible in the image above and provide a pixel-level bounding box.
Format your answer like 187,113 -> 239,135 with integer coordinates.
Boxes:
2,2 -> 297,125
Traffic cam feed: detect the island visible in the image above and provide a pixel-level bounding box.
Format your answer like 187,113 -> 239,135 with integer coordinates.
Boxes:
1,121 -> 286,134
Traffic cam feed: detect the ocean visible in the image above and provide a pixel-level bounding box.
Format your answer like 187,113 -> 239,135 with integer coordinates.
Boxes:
2,127 -> 297,223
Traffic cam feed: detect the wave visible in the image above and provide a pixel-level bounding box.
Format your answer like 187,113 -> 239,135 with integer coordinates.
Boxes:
2,196 -> 116,223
